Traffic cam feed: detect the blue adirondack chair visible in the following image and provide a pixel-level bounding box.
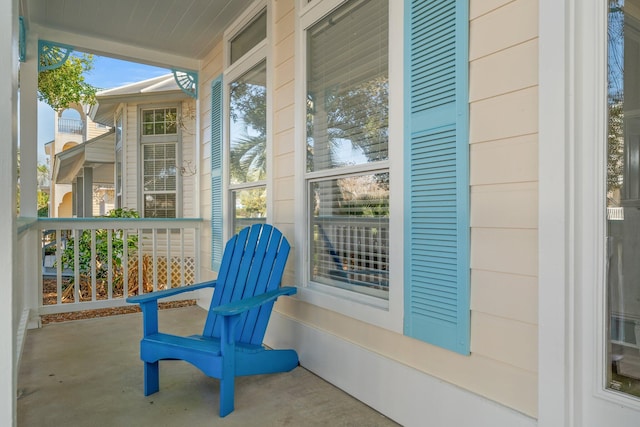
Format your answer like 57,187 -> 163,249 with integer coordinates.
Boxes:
126,224 -> 298,417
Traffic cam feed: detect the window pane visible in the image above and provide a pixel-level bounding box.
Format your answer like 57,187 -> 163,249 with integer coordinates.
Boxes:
230,11 -> 267,64
310,173 -> 389,299
143,143 -> 177,218
306,0 -> 388,172
229,60 -> 267,185
607,1 -> 640,399
231,187 -> 267,233
142,108 -> 178,135
144,193 -> 176,218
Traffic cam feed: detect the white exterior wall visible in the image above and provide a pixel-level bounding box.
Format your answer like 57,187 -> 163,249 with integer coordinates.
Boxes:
187,0 -> 640,424
271,0 -> 296,287
85,117 -> 109,141
468,0 -> 539,408
191,0 -> 541,424
123,103 -> 138,210
265,0 -> 539,426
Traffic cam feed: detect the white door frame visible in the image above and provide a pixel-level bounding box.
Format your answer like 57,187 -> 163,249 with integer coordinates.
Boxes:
539,0 -> 640,425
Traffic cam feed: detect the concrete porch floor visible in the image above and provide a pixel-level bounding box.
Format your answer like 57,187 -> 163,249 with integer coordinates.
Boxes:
18,306 -> 399,427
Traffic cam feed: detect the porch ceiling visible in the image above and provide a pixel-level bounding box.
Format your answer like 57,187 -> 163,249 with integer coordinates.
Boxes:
21,0 -> 255,67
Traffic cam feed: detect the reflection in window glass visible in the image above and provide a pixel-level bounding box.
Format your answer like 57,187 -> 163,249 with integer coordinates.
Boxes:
141,108 -> 177,136
606,0 -> 640,399
231,187 -> 267,233
229,61 -> 267,185
228,60 -> 267,231
306,0 -> 388,173
310,173 -> 389,299
305,0 -> 389,299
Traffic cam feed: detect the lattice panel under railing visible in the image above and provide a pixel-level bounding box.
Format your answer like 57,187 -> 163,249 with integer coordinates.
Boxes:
127,255 -> 196,295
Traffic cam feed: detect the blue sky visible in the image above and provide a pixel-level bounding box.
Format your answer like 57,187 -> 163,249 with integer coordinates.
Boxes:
37,56 -> 169,162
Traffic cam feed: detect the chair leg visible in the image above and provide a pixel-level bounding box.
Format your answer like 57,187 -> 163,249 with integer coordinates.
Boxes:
144,361 -> 159,396
219,374 -> 235,417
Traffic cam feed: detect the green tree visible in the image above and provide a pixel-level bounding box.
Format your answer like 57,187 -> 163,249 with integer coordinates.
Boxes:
16,150 -> 51,216
38,52 -> 97,111
229,134 -> 266,183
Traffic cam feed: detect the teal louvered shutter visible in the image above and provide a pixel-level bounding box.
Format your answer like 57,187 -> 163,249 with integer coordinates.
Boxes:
404,0 -> 470,355
211,76 -> 224,270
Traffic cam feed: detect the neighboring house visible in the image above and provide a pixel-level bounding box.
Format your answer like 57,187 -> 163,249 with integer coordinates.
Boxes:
88,74 -> 198,219
48,103 -> 114,217
49,75 -> 197,219
3,1 -> 640,427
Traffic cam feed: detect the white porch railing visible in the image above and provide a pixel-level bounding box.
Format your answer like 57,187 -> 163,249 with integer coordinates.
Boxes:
37,218 -> 202,315
57,117 -> 84,135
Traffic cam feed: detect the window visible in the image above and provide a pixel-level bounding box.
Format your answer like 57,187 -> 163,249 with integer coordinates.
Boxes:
229,61 -> 267,232
226,5 -> 268,233
606,0 -> 640,399
142,108 -> 177,136
230,10 -> 266,65
140,106 -> 179,218
305,0 -> 389,299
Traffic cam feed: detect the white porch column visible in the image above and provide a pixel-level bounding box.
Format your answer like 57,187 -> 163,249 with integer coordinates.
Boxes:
19,37 -> 38,218
19,33 -> 41,333
0,1 -> 20,426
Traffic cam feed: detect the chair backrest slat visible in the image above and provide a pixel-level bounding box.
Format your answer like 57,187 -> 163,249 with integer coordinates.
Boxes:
202,224 -> 290,344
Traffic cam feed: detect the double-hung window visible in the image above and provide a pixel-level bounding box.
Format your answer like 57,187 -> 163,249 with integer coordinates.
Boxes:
140,106 -> 179,218
226,5 -> 268,233
229,61 -> 267,232
299,0 -> 469,352
304,0 -> 390,300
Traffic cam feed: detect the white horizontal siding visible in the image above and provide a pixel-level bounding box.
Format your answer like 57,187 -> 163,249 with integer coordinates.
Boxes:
468,0 -> 539,416
191,0 -> 541,421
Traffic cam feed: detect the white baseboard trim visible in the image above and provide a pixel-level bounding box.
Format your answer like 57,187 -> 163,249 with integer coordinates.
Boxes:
265,312 -> 537,427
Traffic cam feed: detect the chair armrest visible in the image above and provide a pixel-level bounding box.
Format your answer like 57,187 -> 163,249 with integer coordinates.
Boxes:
126,280 -> 217,305
212,286 -> 297,316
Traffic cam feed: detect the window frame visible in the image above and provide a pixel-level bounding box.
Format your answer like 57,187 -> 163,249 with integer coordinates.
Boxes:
539,0 -> 640,421
294,0 -> 404,332
224,0 -> 268,70
601,0 -> 640,410
138,103 -> 182,218
223,0 -> 270,235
